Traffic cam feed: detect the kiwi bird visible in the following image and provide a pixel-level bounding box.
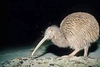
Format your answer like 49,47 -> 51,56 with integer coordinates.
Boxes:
31,12 -> 99,57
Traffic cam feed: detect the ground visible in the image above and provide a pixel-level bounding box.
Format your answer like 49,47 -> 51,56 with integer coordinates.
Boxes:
1,39 -> 100,67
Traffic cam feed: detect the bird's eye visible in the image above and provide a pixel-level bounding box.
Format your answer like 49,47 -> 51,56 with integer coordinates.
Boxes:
50,29 -> 53,31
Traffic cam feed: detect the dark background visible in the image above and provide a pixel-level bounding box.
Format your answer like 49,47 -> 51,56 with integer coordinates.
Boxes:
7,0 -> 100,48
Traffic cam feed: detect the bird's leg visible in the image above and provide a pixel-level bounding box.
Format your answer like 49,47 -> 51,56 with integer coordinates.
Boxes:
69,49 -> 80,57
84,46 -> 89,57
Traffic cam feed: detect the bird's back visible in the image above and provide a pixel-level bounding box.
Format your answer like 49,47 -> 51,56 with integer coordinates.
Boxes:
60,12 -> 99,49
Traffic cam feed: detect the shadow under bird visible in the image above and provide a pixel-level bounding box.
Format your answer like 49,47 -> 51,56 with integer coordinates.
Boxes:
31,12 -> 99,57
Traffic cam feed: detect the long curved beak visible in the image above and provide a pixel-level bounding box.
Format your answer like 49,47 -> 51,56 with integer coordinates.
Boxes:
31,36 -> 48,56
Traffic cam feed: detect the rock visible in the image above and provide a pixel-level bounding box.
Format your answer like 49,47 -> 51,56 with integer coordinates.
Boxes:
2,55 -> 100,67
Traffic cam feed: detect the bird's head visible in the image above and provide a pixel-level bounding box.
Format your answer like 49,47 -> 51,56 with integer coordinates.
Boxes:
31,25 -> 59,56
44,25 -> 58,39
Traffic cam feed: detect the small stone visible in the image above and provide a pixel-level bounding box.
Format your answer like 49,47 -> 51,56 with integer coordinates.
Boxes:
50,64 -> 55,66
19,61 -> 23,64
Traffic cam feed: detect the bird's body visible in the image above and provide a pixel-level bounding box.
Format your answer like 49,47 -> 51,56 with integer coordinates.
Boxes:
31,12 -> 99,57
60,12 -> 99,50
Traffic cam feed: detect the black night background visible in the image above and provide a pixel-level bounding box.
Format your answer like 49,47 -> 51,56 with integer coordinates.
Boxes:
7,0 -> 100,48
2,0 -> 100,66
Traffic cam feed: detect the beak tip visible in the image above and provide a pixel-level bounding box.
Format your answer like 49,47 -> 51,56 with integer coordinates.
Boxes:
31,36 -> 48,56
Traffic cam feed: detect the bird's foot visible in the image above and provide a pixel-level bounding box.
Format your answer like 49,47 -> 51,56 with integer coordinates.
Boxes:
61,55 -> 74,58
61,55 -> 69,58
